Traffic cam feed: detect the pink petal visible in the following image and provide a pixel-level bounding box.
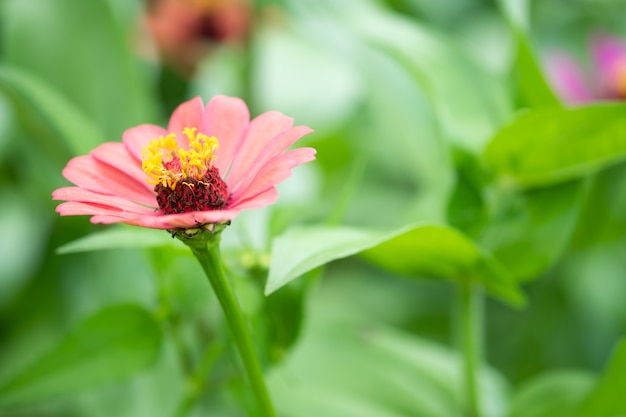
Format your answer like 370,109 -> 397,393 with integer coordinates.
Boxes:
90,142 -> 150,189
204,95 -> 250,174
225,111 -> 294,187
168,96 -> 206,145
232,187 -> 279,210
53,187 -> 155,214
229,125 -> 314,193
55,201 -> 141,218
545,52 -> 594,103
62,155 -> 157,207
230,147 -> 316,205
123,124 -> 167,161
591,34 -> 626,96
125,209 -> 241,229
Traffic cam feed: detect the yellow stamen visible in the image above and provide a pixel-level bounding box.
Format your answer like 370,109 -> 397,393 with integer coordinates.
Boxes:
142,127 -> 219,190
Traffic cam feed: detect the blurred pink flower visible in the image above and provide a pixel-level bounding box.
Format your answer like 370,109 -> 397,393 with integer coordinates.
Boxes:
546,33 -> 626,103
140,0 -> 251,76
53,96 -> 315,230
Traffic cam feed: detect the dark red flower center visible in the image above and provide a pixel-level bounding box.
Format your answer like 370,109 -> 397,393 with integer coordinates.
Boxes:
154,166 -> 230,215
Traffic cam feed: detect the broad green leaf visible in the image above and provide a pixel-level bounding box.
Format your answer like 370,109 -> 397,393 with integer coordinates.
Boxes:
267,224 -> 523,306
480,180 -> 583,281
266,226 -> 382,295
573,339 -> 626,417
0,66 -> 104,159
508,370 -> 595,417
0,304 -> 162,406
361,225 -> 523,305
57,226 -> 185,254
485,103 -> 626,187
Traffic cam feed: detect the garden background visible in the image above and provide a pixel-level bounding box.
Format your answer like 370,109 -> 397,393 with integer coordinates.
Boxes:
1,0 -> 626,416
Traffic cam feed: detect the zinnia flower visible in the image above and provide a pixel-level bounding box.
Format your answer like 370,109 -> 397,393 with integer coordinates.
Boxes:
141,0 -> 251,75
53,95 -> 315,230
546,33 -> 626,103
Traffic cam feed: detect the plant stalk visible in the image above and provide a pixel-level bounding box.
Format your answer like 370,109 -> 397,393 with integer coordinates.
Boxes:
459,281 -> 483,417
189,239 -> 276,417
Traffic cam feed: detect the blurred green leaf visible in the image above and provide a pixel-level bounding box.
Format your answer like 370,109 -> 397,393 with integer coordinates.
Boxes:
498,0 -> 559,108
361,225 -> 524,306
334,0 -> 512,152
513,34 -> 561,108
485,103 -> 626,187
573,339 -> 626,417
571,162 -> 626,248
508,370 -> 595,417
0,304 -> 162,406
480,181 -> 583,281
1,0 -> 158,138
57,226 -> 185,254
0,189 -> 51,308
270,323 -> 508,417
0,66 -> 105,159
267,224 -> 523,306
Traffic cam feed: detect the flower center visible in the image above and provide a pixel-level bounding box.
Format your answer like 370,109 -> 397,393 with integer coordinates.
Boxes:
142,127 -> 230,215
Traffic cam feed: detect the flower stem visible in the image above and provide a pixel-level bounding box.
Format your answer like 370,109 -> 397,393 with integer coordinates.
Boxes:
459,281 -> 483,417
188,238 -> 276,417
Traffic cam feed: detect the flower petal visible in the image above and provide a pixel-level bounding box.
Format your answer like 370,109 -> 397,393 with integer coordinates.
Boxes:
229,125 -> 313,193
204,95 -> 250,173
545,52 -> 593,103
225,110 -> 294,186
230,147 -> 316,205
53,187 -> 155,214
232,187 -> 279,210
168,96 -> 206,144
90,142 -> 150,188
62,155 -> 157,207
591,34 -> 626,96
122,209 -> 241,229
123,124 -> 167,161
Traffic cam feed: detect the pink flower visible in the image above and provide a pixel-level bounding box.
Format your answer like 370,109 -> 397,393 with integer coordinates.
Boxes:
53,96 -> 316,230
546,33 -> 626,103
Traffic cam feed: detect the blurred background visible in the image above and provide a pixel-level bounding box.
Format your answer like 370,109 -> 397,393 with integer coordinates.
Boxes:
1,0 -> 626,416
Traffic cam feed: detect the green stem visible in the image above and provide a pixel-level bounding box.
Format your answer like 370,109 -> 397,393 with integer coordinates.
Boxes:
187,238 -> 276,417
459,281 -> 483,417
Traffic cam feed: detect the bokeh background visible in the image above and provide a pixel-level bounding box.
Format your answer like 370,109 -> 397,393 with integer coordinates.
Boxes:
1,0 -> 626,416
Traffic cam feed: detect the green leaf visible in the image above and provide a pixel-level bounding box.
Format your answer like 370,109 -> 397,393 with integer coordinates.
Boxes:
57,226 -> 185,254
0,304 -> 163,406
513,34 -> 561,108
269,322 -> 508,417
509,370 -> 595,417
1,0 -> 157,138
573,339 -> 626,417
336,0 -> 512,152
485,103 -> 626,188
361,225 -> 524,306
267,224 -> 524,306
498,0 -> 560,108
266,226 -> 382,295
480,180 -> 583,281
0,66 -> 105,159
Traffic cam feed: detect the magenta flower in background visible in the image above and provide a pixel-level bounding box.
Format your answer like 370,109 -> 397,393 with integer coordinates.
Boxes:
546,33 -> 626,103
53,95 -> 316,230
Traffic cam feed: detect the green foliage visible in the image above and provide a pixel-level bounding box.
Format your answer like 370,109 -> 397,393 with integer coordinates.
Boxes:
0,305 -> 163,406
485,104 -> 626,187
2,0 -> 626,415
